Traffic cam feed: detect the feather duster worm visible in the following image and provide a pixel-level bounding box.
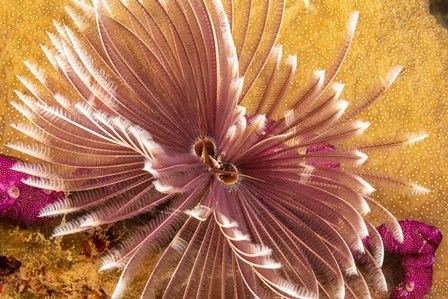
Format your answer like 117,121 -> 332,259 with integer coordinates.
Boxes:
8,0 -> 430,298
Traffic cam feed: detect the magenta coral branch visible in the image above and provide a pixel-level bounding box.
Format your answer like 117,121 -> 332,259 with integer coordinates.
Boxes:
0,155 -> 64,224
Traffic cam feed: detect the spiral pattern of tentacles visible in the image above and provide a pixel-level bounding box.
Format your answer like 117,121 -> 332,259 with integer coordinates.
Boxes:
8,0 -> 429,298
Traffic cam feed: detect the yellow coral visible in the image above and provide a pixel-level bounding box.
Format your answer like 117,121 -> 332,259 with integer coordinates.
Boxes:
1,0 -> 447,297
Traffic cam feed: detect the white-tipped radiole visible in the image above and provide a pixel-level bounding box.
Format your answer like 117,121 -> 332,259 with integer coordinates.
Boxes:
409,182 -> 431,196
354,150 -> 368,166
405,132 -> 429,145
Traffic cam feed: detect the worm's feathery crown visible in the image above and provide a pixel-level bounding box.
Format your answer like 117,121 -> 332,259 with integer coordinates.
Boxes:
9,0 -> 428,298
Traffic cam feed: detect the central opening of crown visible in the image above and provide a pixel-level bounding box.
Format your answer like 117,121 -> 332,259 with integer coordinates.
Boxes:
193,138 -> 239,186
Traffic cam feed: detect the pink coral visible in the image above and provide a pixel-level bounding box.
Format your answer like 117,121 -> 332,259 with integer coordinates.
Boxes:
0,155 -> 64,223
369,220 -> 442,299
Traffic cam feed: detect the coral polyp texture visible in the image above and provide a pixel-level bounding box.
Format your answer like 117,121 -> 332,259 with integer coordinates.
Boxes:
366,220 -> 443,299
0,155 -> 64,223
4,0 -> 441,298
